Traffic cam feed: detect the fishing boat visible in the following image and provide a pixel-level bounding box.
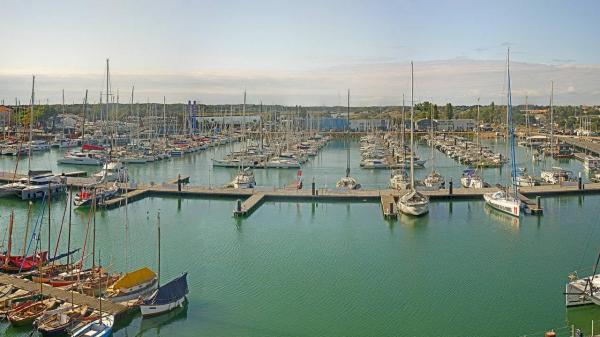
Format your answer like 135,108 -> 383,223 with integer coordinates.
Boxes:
336,90 -> 361,190
141,212 -> 189,317
7,298 -> 59,327
483,49 -> 522,218
397,62 -> 429,216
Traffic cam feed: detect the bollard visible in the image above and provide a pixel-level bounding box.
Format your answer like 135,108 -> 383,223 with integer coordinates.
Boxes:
389,202 -> 394,215
536,196 -> 541,209
236,199 -> 242,213
177,174 -> 182,192
449,178 -> 453,195
312,180 -> 316,196
578,173 -> 582,190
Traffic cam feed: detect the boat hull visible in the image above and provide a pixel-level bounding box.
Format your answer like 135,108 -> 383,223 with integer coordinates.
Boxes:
141,296 -> 186,317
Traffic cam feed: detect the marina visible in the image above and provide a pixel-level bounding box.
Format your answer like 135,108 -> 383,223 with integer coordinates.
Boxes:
3,1 -> 600,335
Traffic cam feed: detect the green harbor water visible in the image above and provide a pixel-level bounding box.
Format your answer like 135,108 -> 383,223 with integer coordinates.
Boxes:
0,139 -> 599,336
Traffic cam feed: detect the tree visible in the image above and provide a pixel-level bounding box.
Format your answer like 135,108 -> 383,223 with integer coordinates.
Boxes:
433,104 -> 439,119
445,103 -> 454,119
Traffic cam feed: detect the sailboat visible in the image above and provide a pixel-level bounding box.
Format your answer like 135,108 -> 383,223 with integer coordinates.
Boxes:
460,99 -> 487,189
397,62 -> 429,216
390,94 -> 411,190
336,90 -> 361,190
483,49 -> 522,217
71,257 -> 114,337
141,212 -> 189,317
229,92 -> 256,189
420,104 -> 445,190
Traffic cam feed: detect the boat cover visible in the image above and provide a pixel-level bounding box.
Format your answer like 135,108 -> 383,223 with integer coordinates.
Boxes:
144,273 -> 188,305
110,267 -> 156,290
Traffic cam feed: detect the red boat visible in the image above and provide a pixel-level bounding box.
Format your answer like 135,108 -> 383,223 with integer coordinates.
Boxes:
1,252 -> 48,273
82,144 -> 105,151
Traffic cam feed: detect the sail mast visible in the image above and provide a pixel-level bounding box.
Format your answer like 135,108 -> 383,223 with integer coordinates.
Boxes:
346,89 -> 350,177
410,62 -> 415,189
507,49 -> 517,197
157,211 -> 161,288
28,76 -> 35,185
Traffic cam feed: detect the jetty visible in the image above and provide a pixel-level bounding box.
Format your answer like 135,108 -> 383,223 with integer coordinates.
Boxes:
380,194 -> 398,218
0,273 -> 128,318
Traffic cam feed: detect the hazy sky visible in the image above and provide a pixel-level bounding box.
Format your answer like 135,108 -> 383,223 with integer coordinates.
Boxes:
1,0 -> 599,106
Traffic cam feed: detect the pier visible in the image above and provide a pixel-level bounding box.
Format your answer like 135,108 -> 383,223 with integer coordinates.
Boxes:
561,137 -> 600,156
0,273 -> 128,318
380,194 -> 398,218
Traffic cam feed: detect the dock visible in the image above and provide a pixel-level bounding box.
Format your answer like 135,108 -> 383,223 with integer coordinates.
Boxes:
234,193 -> 266,217
0,273 -> 127,318
380,194 -> 398,218
561,137 -> 600,156
517,193 -> 543,214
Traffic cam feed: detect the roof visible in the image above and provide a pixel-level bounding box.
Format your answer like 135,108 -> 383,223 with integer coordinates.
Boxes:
110,267 -> 156,291
0,106 -> 13,114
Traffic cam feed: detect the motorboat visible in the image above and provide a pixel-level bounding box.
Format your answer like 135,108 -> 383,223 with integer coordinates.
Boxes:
57,152 -> 104,165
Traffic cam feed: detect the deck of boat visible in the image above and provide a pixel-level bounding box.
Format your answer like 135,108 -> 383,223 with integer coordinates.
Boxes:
0,273 -> 128,318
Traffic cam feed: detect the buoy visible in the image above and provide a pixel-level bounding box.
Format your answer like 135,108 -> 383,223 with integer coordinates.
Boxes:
545,331 -> 556,337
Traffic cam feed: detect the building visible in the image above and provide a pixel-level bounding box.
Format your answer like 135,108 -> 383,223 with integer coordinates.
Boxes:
319,117 -> 348,131
434,119 -> 476,132
349,119 -> 390,132
194,115 -> 261,127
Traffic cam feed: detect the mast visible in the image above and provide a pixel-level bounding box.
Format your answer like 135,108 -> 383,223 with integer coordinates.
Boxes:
21,202 -> 32,256
67,188 -> 72,267
242,91 -> 247,142
157,211 -> 161,288
48,182 -> 51,256
163,96 -> 167,140
5,211 -> 13,265
401,94 -> 406,170
410,62 -> 415,189
82,90 -> 88,146
507,49 -> 517,197
346,89 -> 350,177
28,76 -> 35,185
550,81 -> 554,152
105,59 -> 110,134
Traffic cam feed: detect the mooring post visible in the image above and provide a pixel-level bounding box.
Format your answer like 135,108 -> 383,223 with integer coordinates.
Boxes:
578,172 -> 582,190
536,196 -> 541,209
177,174 -> 181,192
389,202 -> 394,214
311,178 -> 316,196
236,199 -> 242,213
449,177 -> 453,195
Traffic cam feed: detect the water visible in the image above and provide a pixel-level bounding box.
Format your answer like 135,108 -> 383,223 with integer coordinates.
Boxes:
0,138 -> 598,336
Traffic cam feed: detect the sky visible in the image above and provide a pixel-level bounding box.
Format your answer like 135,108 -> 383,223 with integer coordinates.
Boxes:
1,0 -> 599,106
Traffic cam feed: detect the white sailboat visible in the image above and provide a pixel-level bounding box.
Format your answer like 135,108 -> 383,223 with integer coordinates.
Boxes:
390,94 -> 411,190
336,89 -> 361,190
483,49 -> 521,217
397,62 -> 429,216
461,99 -> 486,189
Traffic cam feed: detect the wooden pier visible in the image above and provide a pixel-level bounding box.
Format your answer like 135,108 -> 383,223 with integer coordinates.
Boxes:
517,193 -> 543,214
0,273 -> 127,317
380,194 -> 398,218
233,193 -> 266,217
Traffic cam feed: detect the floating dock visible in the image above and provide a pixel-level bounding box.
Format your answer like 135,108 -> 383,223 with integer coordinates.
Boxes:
0,273 -> 128,318
380,194 -> 398,218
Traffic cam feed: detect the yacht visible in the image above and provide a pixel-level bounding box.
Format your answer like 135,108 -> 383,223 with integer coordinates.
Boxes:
461,169 -> 486,188
229,168 -> 256,189
73,183 -> 119,208
93,161 -> 128,182
29,140 -> 50,151
398,189 -> 429,216
389,170 -> 410,190
336,176 -> 361,190
483,189 -> 521,217
19,173 -> 67,200
58,152 -> 104,165
420,170 -> 445,190
514,168 -> 537,187
540,167 -> 574,184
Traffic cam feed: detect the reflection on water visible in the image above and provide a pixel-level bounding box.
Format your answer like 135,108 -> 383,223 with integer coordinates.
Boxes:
484,204 -> 520,229
567,305 -> 600,336
137,300 -> 189,336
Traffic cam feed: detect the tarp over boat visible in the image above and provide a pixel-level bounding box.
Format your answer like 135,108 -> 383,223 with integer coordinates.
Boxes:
144,273 -> 188,305
109,267 -> 156,291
